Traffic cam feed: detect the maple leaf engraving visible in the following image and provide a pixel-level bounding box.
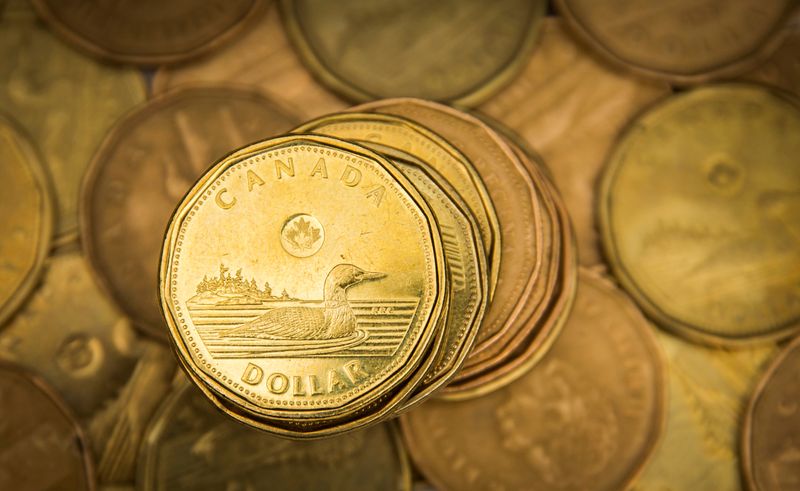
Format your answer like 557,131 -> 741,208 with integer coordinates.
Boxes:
286,218 -> 321,250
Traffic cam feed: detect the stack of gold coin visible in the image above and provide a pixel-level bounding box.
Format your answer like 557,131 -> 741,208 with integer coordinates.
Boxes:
158,99 -> 577,437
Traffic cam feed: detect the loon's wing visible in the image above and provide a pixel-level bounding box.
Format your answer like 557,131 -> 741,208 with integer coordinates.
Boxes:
229,307 -> 326,339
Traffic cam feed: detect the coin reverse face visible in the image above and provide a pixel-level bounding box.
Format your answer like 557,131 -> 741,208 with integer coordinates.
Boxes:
160,135 -> 445,419
600,84 -> 800,345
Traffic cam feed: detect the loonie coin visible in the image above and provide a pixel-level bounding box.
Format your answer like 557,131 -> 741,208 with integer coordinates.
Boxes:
280,0 -> 546,105
81,86 -> 301,341
355,99 -> 547,369
0,0 -> 145,243
479,18 -> 670,266
402,269 -> 665,491
138,377 -> 411,490
31,0 -> 266,65
0,249 -> 176,484
0,113 -> 52,327
152,4 -> 348,120
293,112 -> 500,298
742,335 -> 800,491
0,362 -> 94,490
556,0 -> 798,83
632,330 -> 776,491
160,134 -> 446,436
599,84 -> 800,345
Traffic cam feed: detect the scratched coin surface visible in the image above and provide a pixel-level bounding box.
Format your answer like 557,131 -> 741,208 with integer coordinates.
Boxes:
0,250 -> 176,484
82,86 -> 300,341
160,134 -> 445,434
556,0 -> 797,82
280,0 -> 546,105
138,378 -> 411,490
479,18 -> 669,266
0,114 -> 52,327
152,4 -> 348,120
599,85 -> 800,345
632,331 -> 776,491
742,336 -> 800,491
402,270 -> 664,491
0,0 -> 145,242
0,362 -> 94,491
293,112 -> 500,298
31,0 -> 265,65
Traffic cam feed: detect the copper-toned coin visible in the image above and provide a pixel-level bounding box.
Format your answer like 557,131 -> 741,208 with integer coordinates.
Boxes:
556,0 -> 798,83
152,4 -> 348,120
280,0 -> 546,105
600,84 -> 800,345
633,331 -> 776,491
402,269 -> 665,491
479,18 -> 670,266
742,335 -> 800,491
740,20 -> 800,98
82,86 -> 300,341
0,0 -> 145,242
0,249 -> 176,485
353,99 -> 547,365
31,0 -> 266,65
138,377 -> 412,490
0,362 -> 94,490
0,113 -> 52,328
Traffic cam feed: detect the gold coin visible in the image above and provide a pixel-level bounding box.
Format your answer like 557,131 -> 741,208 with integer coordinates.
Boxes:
152,4 -> 348,120
479,18 -> 670,266
292,112 -> 501,298
0,113 -> 52,327
401,269 -> 665,491
632,330 -> 776,491
160,135 -> 446,432
0,249 -> 176,484
138,377 -> 411,490
599,84 -> 800,345
556,0 -> 798,83
742,335 -> 800,491
280,0 -> 546,105
31,0 -> 266,65
0,0 -> 145,242
0,362 -> 94,490
740,21 -> 800,98
81,86 -> 301,341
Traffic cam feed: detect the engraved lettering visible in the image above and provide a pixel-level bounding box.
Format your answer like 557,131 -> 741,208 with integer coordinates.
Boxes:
215,188 -> 236,209
365,186 -> 385,207
275,158 -> 295,179
241,363 -> 264,385
327,368 -> 348,392
266,373 -> 289,394
344,360 -> 368,384
310,158 -> 329,178
246,169 -> 265,191
340,165 -> 362,187
292,375 -> 306,396
309,375 -> 324,395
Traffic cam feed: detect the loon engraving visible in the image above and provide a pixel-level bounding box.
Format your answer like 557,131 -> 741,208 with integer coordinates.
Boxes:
225,264 -> 386,340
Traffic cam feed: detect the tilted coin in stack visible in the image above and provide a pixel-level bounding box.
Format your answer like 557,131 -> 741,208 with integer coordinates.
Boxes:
160,134 -> 450,437
599,84 -> 800,346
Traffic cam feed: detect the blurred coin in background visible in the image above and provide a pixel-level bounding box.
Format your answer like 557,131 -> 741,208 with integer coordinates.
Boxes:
740,19 -> 800,98
81,86 -> 301,341
280,0 -> 546,105
479,18 -> 670,266
632,331 -> 777,491
138,378 -> 411,490
0,249 -> 175,484
0,362 -> 94,490
0,0 -> 145,244
599,84 -> 800,345
0,113 -> 52,327
152,4 -> 348,120
31,0 -> 266,65
742,335 -> 800,491
556,0 -> 798,83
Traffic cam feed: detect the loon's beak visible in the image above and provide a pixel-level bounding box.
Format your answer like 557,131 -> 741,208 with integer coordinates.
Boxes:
359,271 -> 386,282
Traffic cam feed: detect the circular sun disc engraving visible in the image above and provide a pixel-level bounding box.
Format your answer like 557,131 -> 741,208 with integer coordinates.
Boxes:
281,214 -> 325,257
